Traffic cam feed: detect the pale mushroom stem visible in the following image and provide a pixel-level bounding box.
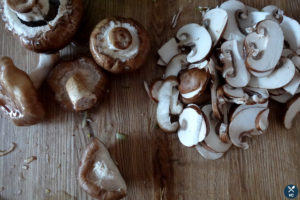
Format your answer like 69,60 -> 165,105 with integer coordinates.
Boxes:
29,53 -> 60,89
65,74 -> 97,111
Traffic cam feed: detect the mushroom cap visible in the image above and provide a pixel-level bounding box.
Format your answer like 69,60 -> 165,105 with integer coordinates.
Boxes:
6,0 -> 36,13
0,57 -> 45,126
90,17 -> 150,74
0,0 -> 84,52
78,138 -> 127,200
179,68 -> 209,95
48,57 -> 109,111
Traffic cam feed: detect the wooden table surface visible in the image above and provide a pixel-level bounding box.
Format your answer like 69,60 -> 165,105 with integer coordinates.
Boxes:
0,0 -> 300,199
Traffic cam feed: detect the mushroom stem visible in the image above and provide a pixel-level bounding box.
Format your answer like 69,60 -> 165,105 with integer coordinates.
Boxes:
65,74 -> 97,111
29,53 -> 60,89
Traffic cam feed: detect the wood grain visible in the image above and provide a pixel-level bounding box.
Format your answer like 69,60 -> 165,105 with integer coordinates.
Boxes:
0,0 -> 300,199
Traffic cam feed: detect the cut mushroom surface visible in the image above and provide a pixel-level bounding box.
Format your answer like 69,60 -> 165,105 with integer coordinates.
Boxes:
157,38 -> 180,64
156,77 -> 183,133
90,17 -> 150,73
164,54 -> 188,78
48,57 -> 108,112
0,0 -> 83,52
176,23 -> 212,63
245,20 -> 284,75
284,94 -> 300,129
178,105 -> 208,147
195,143 -> 224,160
78,138 -> 127,200
0,57 -> 45,126
149,79 -> 163,103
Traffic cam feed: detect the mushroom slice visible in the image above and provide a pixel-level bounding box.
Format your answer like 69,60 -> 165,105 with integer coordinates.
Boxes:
157,58 -> 167,66
156,77 -> 183,133
188,60 -> 208,70
178,105 -> 208,147
157,38 -> 180,64
1,0 -> 83,52
245,20 -> 284,74
202,104 -> 232,153
284,94 -> 300,129
203,8 -> 228,46
255,108 -> 269,134
176,24 -> 212,63
181,87 -> 211,105
220,40 -> 250,87
229,106 -> 268,149
270,93 -> 293,104
0,57 -> 45,126
283,71 -> 300,95
90,17 -> 150,73
222,84 -> 248,104
263,6 -> 300,51
48,57 -> 108,112
248,58 -> 295,89
237,11 -> 282,34
230,102 -> 269,121
149,79 -> 163,103
195,143 -> 224,160
220,0 -> 246,41
179,68 -> 210,97
78,138 -> 127,200
164,54 -> 188,78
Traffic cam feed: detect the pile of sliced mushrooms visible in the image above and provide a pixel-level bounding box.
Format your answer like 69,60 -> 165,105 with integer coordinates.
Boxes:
147,0 -> 300,160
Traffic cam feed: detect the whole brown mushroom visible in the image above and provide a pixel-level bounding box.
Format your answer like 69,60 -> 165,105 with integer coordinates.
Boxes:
0,0 -> 83,52
90,17 -> 150,74
0,57 -> 45,126
48,57 -> 109,112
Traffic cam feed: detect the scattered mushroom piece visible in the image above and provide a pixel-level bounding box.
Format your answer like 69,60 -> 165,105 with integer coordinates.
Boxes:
270,93 -> 293,104
220,0 -> 246,41
176,23 -> 212,63
90,17 -> 150,73
195,143 -> 224,160
156,77 -> 183,133
245,20 -> 284,75
157,38 -> 180,64
149,79 -> 163,103
78,138 -> 127,200
0,142 -> 16,157
220,39 -> 250,87
284,94 -> 300,129
164,54 -> 188,78
248,58 -> 295,89
201,104 -> 232,153
0,57 -> 45,126
0,0 -> 84,52
177,105 -> 208,147
203,8 -> 228,46
48,57 -> 109,112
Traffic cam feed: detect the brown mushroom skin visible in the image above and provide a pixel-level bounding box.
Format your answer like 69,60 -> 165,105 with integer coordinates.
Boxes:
0,0 -> 84,53
48,57 -> 109,112
0,57 -> 45,126
78,138 -> 127,200
90,17 -> 150,74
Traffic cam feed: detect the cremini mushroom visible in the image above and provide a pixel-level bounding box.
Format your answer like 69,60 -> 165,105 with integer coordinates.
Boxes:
244,20 -> 284,76
156,77 -> 183,133
48,57 -> 108,112
284,94 -> 300,129
177,104 -> 208,147
90,17 -> 150,73
220,39 -> 250,87
78,138 -> 127,200
0,57 -> 45,126
0,0 -> 83,52
203,8 -> 228,46
176,23 -> 212,63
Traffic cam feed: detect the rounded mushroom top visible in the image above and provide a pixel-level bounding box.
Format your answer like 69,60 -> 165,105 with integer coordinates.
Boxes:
90,17 -> 150,73
48,57 -> 109,111
0,0 -> 83,52
0,57 -> 45,126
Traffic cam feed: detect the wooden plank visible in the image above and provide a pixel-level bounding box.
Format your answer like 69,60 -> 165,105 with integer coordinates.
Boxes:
0,0 -> 300,199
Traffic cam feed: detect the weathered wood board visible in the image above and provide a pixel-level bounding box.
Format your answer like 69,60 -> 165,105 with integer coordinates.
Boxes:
0,0 -> 300,199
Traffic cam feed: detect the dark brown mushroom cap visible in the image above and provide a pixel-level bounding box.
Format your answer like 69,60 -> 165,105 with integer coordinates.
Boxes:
0,0 -> 84,53
90,17 -> 150,74
0,57 -> 45,126
48,56 -> 108,111
78,138 -> 127,200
